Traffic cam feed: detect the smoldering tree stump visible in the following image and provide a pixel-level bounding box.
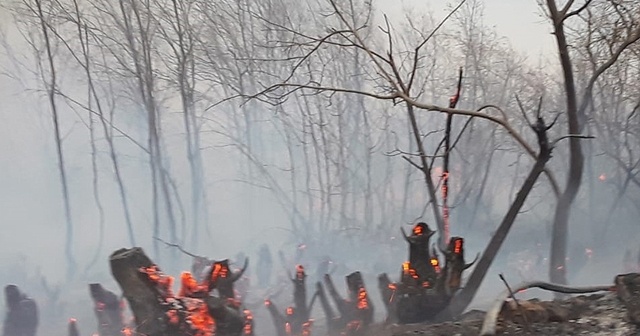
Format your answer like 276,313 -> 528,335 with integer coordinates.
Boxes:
320,272 -> 374,335
89,283 -> 124,336
110,248 -> 167,336
109,247 -> 246,336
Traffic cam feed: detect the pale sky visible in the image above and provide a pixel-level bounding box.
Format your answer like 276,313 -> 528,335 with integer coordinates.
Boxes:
375,0 -> 556,63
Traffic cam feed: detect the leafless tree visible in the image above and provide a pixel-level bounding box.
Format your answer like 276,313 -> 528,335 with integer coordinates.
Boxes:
542,0 -> 640,286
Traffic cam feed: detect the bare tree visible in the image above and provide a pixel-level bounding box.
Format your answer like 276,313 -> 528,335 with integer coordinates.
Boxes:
31,0 -> 76,278
543,0 -> 640,286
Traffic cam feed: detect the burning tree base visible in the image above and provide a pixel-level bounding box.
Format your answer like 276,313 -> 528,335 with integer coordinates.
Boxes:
109,247 -> 249,336
379,223 -> 477,325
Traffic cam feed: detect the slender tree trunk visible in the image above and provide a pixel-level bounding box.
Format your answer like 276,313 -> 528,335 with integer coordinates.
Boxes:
35,0 -> 76,278
547,0 -> 583,286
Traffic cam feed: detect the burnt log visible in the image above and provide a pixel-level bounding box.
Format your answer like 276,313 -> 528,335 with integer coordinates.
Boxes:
109,247 -> 245,336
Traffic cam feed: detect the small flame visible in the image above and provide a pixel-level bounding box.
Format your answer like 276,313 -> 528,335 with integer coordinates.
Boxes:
413,225 -> 423,235
296,265 -> 305,280
430,257 -> 441,273
140,265 -> 174,297
356,288 -> 368,310
454,238 -> 463,254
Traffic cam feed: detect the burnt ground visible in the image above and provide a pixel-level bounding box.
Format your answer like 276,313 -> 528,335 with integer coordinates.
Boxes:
365,292 -> 639,336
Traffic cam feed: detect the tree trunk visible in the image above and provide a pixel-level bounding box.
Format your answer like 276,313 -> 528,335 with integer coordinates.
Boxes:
442,119 -> 553,318
35,0 -> 76,278
546,0 -> 584,287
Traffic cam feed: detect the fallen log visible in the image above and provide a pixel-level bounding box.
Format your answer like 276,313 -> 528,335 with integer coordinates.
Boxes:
479,281 -> 613,336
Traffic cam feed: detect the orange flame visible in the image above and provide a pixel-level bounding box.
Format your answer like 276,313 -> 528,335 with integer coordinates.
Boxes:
430,257 -> 441,274
140,265 -> 174,297
187,301 -> 215,336
356,288 -> 368,310
454,238 -> 462,255
402,261 -> 419,279
179,271 -> 205,297
413,225 -> 423,235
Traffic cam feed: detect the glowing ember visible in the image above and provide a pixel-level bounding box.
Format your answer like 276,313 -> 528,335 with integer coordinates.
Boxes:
430,257 -> 441,274
296,265 -> 305,280
356,288 -> 368,310
140,265 -> 174,297
179,271 -> 206,297
453,238 -> 462,254
599,173 -> 606,181
243,309 -> 254,335
402,262 -> 419,279
413,225 -> 423,235
186,300 -> 215,336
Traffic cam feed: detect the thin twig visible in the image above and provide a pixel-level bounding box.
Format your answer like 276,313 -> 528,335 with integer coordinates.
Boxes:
154,236 -> 203,259
499,273 -> 529,331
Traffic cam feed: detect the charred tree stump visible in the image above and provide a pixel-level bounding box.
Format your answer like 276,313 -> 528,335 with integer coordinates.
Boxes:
264,265 -> 314,336
68,318 -> 79,336
377,273 -> 396,324
401,223 -> 438,286
109,248 -> 167,336
89,283 -> 124,336
109,247 -> 246,336
321,272 -> 374,335
316,281 -> 340,332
